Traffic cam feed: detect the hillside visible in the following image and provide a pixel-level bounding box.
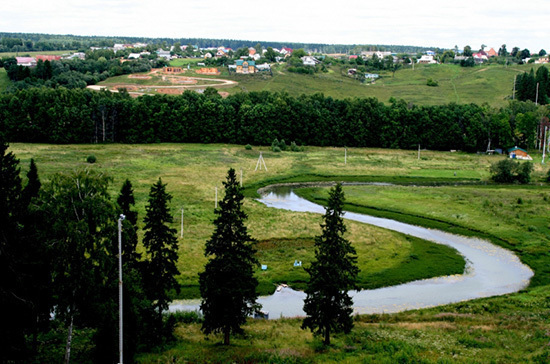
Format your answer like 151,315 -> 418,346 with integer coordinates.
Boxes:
215,62 -> 542,107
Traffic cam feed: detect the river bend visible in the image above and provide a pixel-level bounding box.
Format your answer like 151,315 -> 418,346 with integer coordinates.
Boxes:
170,188 -> 533,318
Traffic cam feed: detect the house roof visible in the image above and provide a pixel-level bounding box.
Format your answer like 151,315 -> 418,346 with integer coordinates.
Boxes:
16,57 -> 35,63
236,60 -> 255,66
508,147 -> 528,154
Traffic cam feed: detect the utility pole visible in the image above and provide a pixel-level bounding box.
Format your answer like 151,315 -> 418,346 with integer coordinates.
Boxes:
543,126 -> 548,164
180,207 -> 184,238
345,147 -> 347,165
418,144 -> 420,160
215,187 -> 218,209
536,82 -> 539,105
512,75 -> 516,99
118,214 -> 126,364
240,168 -> 243,187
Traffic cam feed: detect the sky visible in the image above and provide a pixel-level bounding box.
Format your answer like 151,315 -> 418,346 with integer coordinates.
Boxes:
1,0 -> 549,52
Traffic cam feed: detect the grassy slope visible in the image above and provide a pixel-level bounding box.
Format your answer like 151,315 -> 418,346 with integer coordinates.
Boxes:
169,60 -> 547,106
0,67 -> 10,91
0,50 -> 77,57
138,284 -> 550,363
9,144 -> 479,298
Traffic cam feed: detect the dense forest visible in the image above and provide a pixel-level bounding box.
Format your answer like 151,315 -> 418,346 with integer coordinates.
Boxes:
0,87 -> 545,151
0,32 -> 441,55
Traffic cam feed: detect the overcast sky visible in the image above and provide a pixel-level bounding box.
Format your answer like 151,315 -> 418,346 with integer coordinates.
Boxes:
2,0 -> 548,52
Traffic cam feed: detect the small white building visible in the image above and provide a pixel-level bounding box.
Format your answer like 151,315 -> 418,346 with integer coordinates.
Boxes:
417,55 -> 437,64
301,56 -> 320,66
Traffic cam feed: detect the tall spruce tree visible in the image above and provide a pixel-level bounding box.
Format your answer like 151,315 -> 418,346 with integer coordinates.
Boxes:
199,168 -> 259,345
0,139 -> 27,360
302,183 -> 359,346
142,178 -> 180,324
116,179 -> 152,361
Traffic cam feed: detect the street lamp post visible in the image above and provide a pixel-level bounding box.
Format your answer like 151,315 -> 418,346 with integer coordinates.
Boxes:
118,214 -> 125,364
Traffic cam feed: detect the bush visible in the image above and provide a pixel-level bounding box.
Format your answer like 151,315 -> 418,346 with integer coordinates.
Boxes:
426,78 -> 438,87
272,146 -> 282,153
490,158 -> 532,184
290,141 -> 304,152
245,144 -> 252,150
86,155 -> 96,164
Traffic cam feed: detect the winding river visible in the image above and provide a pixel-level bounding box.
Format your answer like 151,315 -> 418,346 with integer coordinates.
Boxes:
170,186 -> 533,319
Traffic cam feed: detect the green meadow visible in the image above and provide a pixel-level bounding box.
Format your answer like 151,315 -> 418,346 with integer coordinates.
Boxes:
10,143 -> 480,298
0,49 -> 76,57
8,143 -> 550,363
172,61 -> 547,107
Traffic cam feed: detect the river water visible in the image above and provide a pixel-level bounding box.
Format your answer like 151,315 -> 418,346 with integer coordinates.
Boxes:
170,187 -> 533,319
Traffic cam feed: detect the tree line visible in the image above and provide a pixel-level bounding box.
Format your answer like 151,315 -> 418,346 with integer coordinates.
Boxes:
0,57 -> 168,91
0,87 -> 547,151
515,67 -> 550,105
1,139 -> 181,363
0,32 -> 439,56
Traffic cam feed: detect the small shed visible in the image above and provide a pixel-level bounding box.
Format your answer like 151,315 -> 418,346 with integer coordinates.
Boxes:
508,147 -> 532,160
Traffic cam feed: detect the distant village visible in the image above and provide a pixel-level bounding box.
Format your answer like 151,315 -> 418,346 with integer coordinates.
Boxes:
13,42 -> 550,81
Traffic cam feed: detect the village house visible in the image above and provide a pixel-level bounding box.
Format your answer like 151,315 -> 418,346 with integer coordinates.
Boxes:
535,57 -> 549,64
508,147 -> 532,160
417,55 -> 437,64
235,59 -> 256,74
16,57 -> 37,67
65,52 -> 86,60
280,47 -> 293,57
36,55 -> 61,62
157,50 -> 171,59
361,51 -> 392,59
473,53 -> 489,64
301,56 -> 320,66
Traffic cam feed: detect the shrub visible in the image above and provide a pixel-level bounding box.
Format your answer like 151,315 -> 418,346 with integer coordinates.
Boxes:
272,146 -> 282,153
290,141 -> 304,152
426,78 -> 438,87
245,144 -> 252,150
490,159 -> 532,184
86,155 -> 96,164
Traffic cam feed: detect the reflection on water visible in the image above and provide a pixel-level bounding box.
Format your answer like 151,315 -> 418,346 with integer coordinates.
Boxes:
170,187 -> 533,319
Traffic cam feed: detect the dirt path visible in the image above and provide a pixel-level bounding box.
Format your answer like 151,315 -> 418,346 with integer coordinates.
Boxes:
87,71 -> 238,96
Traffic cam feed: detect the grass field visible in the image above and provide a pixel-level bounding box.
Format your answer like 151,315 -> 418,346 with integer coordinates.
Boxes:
0,50 -> 77,58
137,284 -> 550,363
9,143 -> 550,363
9,143 -> 490,297
168,60 -> 547,106
0,67 -> 10,91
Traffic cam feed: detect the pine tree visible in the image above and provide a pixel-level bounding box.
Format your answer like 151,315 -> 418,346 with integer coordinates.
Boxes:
142,178 -> 180,323
117,179 -> 140,265
199,168 -> 259,345
302,183 -> 359,346
116,179 -> 150,361
0,139 -> 27,360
